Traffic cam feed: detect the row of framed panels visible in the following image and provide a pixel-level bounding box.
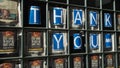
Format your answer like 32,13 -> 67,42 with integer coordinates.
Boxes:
0,29 -> 120,57
25,0 -> 120,11
23,3 -> 120,30
0,53 -> 120,68
1,0 -> 120,29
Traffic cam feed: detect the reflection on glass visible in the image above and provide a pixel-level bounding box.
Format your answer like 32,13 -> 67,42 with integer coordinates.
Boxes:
49,0 -> 66,3
87,0 -> 100,8
116,0 -> 120,10
118,54 -> 120,68
69,0 -> 84,5
102,0 -> 113,9
117,14 -> 120,30
117,34 -> 120,50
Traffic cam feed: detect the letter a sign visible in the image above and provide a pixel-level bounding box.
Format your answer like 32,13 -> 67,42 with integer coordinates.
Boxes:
52,33 -> 64,51
73,9 -> 83,25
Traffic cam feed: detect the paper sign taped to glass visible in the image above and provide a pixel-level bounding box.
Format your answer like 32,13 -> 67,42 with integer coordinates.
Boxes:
104,13 -> 112,27
89,33 -> 101,52
0,31 -> 16,54
0,61 -> 21,68
30,60 -> 43,68
90,34 -> 99,50
73,57 -> 82,68
49,7 -> 66,29
118,54 -> 120,68
106,54 -> 114,68
105,33 -> 112,49
27,32 -> 45,56
72,9 -> 84,29
0,63 -> 13,68
52,33 -> 68,54
0,0 -> 19,26
118,35 -> 120,49
91,55 -> 99,68
89,11 -> 99,30
54,58 -> 65,68
73,33 -> 82,49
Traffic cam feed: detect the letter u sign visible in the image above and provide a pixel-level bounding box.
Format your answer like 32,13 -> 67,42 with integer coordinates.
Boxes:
90,34 -> 99,49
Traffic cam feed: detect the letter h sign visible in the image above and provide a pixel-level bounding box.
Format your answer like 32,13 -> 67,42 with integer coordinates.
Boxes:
53,7 -> 65,25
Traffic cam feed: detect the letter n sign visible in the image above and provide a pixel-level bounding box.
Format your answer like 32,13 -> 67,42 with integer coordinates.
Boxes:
104,13 -> 112,27
53,7 -> 63,25
73,9 -> 83,25
89,11 -> 98,27
52,33 -> 64,51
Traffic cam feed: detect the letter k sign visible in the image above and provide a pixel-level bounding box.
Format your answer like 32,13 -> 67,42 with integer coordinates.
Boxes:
104,13 -> 112,27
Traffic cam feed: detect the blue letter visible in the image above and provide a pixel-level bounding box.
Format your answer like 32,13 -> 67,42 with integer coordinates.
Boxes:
90,34 -> 99,49
90,11 -> 98,27
104,13 -> 112,27
52,33 -> 64,51
73,33 -> 82,49
73,9 -> 83,25
53,7 -> 63,25
105,33 -> 112,48
29,6 -> 41,24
